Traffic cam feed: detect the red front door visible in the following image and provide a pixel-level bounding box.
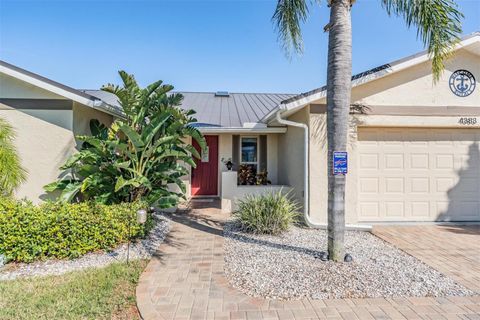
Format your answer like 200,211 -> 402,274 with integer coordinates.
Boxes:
191,135 -> 218,196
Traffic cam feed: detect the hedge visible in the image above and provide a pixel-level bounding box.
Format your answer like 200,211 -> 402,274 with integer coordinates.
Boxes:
0,198 -> 152,263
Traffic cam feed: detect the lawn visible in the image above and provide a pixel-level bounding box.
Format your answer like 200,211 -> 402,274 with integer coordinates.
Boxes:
0,260 -> 147,320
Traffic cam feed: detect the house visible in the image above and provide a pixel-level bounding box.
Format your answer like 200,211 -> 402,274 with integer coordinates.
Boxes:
1,32 -> 479,224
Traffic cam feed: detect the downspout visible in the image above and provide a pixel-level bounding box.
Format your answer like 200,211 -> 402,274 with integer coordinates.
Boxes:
275,108 -> 371,231
276,108 -> 324,228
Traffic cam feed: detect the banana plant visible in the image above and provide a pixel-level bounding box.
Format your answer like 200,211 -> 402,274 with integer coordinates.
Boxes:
45,72 -> 206,208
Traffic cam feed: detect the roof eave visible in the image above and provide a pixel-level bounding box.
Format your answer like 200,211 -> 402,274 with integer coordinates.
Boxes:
197,126 -> 287,134
0,60 -> 123,117
266,32 -> 480,122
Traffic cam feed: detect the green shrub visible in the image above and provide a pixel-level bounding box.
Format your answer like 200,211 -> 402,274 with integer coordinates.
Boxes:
233,190 -> 299,235
0,198 -> 152,263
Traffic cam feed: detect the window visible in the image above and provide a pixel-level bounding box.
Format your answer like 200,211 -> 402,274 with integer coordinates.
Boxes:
241,137 -> 258,172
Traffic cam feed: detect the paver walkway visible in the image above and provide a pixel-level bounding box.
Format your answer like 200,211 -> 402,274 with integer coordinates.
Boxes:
136,203 -> 480,320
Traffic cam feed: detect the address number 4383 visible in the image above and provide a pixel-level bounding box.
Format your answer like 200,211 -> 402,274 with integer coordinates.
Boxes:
458,117 -> 477,125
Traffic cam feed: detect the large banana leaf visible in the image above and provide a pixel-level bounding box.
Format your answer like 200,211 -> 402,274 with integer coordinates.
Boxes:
45,71 -> 205,207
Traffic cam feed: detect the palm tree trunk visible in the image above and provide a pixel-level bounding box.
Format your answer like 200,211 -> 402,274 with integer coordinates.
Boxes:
326,0 -> 352,262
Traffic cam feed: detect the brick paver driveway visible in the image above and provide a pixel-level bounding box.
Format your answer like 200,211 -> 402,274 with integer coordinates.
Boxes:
136,203 -> 480,320
373,225 -> 480,293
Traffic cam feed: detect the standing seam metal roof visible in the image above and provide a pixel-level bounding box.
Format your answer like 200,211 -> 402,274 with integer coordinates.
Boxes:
82,90 -> 296,127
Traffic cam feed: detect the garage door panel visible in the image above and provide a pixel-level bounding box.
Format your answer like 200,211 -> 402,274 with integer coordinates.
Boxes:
359,154 -> 379,169
385,202 -> 404,218
385,178 -> 404,193
411,154 -> 429,169
357,128 -> 480,222
435,154 -> 454,169
359,202 -> 380,219
411,201 -> 430,218
410,177 -> 430,194
435,177 -> 456,193
359,177 -> 379,193
455,177 -> 478,194
385,154 -> 404,169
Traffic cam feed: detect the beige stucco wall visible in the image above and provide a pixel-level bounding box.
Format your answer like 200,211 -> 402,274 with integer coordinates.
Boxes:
0,74 -> 114,202
309,112 -> 327,223
72,102 -> 113,136
221,171 -> 291,213
277,108 -> 308,210
0,73 -> 65,99
308,111 -> 359,224
354,49 -> 479,108
0,105 -> 113,203
0,107 -> 75,202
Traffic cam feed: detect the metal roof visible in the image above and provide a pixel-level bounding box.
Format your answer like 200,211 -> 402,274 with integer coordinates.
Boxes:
280,63 -> 392,105
84,90 -> 295,127
80,89 -> 123,114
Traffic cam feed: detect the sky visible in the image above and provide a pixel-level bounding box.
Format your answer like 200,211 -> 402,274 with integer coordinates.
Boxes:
0,0 -> 479,94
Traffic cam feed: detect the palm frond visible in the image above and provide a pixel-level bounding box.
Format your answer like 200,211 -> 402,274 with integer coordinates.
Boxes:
272,0 -> 310,55
0,118 -> 27,195
382,0 -> 463,81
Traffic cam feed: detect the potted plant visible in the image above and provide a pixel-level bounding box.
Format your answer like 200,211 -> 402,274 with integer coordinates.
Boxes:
256,170 -> 271,185
238,164 -> 256,185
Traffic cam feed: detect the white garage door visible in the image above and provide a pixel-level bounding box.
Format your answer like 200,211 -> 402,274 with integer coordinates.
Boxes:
357,127 -> 480,222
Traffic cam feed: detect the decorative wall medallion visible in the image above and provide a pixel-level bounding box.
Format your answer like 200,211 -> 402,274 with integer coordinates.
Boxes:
449,69 -> 476,97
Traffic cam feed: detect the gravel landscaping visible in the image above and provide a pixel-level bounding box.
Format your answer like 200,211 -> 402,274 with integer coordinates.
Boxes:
224,222 -> 475,300
0,212 -> 170,281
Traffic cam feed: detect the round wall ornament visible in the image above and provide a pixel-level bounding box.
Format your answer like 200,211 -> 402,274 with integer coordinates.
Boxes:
449,69 -> 476,97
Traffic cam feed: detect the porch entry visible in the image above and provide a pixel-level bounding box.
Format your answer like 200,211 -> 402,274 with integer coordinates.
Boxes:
191,135 -> 218,196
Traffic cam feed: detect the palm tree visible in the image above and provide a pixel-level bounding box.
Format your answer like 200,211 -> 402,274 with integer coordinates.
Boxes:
0,118 -> 27,196
273,0 -> 463,262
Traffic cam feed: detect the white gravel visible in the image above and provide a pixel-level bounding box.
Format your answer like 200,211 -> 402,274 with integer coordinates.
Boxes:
0,212 -> 170,281
224,222 -> 476,300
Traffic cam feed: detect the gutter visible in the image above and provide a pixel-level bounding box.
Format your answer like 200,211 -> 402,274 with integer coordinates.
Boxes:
275,108 -> 322,228
91,99 -> 125,118
198,126 -> 287,134
275,108 -> 371,231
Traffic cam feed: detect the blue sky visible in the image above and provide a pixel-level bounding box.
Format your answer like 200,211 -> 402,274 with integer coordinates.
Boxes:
0,0 -> 479,94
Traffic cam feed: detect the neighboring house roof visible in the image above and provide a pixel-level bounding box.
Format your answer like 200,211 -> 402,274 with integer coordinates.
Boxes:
0,60 -> 124,117
263,31 -> 480,123
84,90 -> 295,128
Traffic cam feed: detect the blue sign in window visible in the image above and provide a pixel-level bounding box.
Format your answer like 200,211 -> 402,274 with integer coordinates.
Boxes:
333,151 -> 348,175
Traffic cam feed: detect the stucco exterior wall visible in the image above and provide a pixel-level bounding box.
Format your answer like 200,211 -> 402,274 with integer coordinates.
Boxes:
354,49 -> 479,108
221,171 -> 291,213
309,111 -> 359,224
0,104 -> 114,203
0,73 -> 116,202
277,108 -> 308,209
0,73 -> 65,99
0,107 -> 75,202
309,112 -> 327,223
72,102 -> 113,136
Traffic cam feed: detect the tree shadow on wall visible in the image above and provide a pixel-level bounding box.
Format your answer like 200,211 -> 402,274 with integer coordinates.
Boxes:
436,142 -> 480,227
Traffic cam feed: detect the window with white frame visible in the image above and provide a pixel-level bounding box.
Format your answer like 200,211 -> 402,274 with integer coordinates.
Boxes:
240,137 -> 258,173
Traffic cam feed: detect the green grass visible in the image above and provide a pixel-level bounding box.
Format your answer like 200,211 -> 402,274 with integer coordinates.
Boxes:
0,260 -> 148,320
